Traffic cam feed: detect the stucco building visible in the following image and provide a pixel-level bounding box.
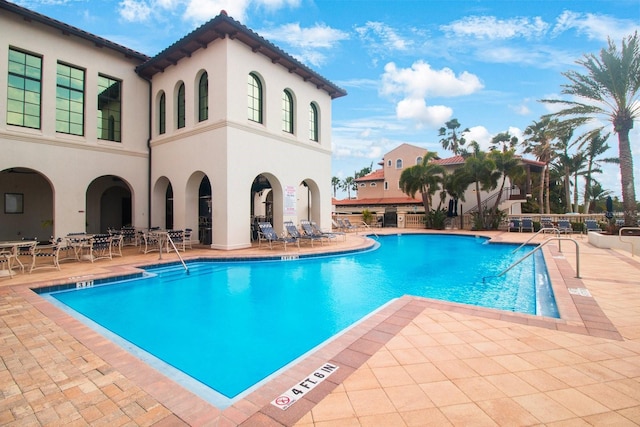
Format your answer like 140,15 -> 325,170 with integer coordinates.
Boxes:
0,0 -> 346,249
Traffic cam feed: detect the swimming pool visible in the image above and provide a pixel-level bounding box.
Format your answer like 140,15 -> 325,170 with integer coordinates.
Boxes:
42,234 -> 557,406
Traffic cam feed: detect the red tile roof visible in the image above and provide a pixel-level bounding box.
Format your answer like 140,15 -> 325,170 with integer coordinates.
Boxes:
432,155 -> 465,166
355,169 -> 384,182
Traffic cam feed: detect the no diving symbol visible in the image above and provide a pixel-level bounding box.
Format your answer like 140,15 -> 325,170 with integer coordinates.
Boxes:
275,396 -> 290,407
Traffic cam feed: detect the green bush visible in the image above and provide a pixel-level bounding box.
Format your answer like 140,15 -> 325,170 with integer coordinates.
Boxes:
425,208 -> 447,229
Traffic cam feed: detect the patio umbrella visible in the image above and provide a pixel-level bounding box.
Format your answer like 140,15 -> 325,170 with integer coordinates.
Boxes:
605,196 -> 614,219
447,199 -> 454,217
453,198 -> 458,217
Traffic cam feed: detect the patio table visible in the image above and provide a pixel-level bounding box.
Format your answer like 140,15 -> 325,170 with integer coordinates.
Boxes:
0,240 -> 38,277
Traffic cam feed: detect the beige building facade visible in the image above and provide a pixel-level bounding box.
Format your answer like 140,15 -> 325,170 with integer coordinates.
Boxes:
0,1 -> 345,249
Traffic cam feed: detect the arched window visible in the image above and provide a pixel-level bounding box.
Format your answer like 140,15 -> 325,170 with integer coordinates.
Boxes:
282,90 -> 293,133
159,92 -> 166,134
177,83 -> 185,129
416,156 -> 423,165
396,159 -> 403,169
248,73 -> 262,123
309,103 -> 318,142
199,72 -> 208,122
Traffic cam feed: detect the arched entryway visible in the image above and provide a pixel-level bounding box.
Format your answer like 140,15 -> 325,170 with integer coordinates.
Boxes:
87,175 -> 133,234
0,167 -> 53,241
250,173 -> 282,238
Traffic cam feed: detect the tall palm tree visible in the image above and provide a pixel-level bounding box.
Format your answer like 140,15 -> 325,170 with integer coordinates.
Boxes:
522,117 -> 560,214
542,32 -> 640,225
463,142 -> 501,228
399,152 -> 444,213
489,148 -> 525,211
342,176 -> 355,199
570,151 -> 587,213
553,126 -> 575,213
331,176 -> 341,198
578,129 -> 618,213
438,119 -> 469,155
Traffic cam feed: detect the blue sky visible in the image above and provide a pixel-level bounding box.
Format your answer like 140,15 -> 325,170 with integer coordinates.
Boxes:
16,0 -> 640,200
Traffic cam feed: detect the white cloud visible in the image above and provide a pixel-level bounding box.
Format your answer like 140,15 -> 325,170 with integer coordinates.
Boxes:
119,0 -> 152,22
441,16 -> 549,40
257,22 -> 349,67
380,61 -> 483,128
355,21 -> 413,51
466,126 -> 492,151
553,11 -> 639,42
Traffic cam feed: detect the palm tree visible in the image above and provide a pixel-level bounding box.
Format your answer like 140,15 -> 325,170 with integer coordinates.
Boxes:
342,177 -> 355,199
570,151 -> 587,213
542,32 -> 640,225
553,126 -> 575,213
331,176 -> 341,198
587,181 -> 614,213
578,129 -> 618,213
522,117 -> 560,214
438,119 -> 469,155
489,148 -> 524,211
462,142 -> 501,228
399,152 -> 444,213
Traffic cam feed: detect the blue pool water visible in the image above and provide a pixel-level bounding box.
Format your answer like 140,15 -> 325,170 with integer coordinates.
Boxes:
45,234 -> 558,403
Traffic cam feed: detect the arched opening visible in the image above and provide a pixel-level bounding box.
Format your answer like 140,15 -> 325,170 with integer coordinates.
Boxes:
0,167 -> 53,241
87,175 -> 132,234
165,183 -> 173,229
298,179 -> 321,224
198,176 -> 212,244
250,174 -> 282,239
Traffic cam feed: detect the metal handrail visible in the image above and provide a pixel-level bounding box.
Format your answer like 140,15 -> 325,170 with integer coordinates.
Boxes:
486,237 -> 580,281
619,227 -> 640,257
360,221 -> 379,238
166,234 -> 189,273
512,227 -> 560,253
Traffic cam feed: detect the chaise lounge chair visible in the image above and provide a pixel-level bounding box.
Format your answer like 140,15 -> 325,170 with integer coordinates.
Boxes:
585,220 -> 602,233
284,221 -> 322,246
521,218 -> 534,233
508,218 -> 521,232
300,220 -> 338,244
258,222 -> 299,250
557,219 -> 573,234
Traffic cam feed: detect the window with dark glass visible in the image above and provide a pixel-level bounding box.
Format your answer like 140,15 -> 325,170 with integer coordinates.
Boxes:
56,62 -> 84,135
199,73 -> 208,122
282,90 -> 293,133
309,103 -> 318,141
7,48 -> 42,129
159,92 -> 166,134
248,73 -> 262,123
177,83 -> 185,129
97,74 -> 121,142
396,159 -> 403,169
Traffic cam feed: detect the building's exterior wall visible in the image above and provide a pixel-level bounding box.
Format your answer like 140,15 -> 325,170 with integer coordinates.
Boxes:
379,144 -> 428,198
1,5 -> 340,248
148,33 -> 334,249
0,10 -> 149,240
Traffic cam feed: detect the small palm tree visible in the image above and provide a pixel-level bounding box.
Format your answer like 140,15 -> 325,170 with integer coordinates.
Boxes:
438,119 -> 470,155
578,129 -> 618,213
542,32 -> 640,225
489,148 -> 524,211
463,142 -> 501,229
331,176 -> 341,198
342,177 -> 355,199
399,152 -> 444,213
522,117 -> 560,214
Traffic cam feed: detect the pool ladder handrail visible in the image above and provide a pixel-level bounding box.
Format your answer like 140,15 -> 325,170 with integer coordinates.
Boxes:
359,221 -> 379,238
619,227 -> 640,257
487,237 -> 580,281
512,227 -> 560,253
166,234 -> 189,273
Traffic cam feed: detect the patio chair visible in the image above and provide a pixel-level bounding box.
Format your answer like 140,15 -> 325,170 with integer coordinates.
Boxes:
311,221 -> 345,241
84,234 -> 113,262
121,226 -> 137,246
301,220 -> 339,244
585,220 -> 602,233
257,222 -> 298,250
508,218 -> 521,232
337,218 -> 358,232
284,221 -> 322,246
343,218 -> 362,232
184,228 -> 193,249
557,220 -> 573,234
29,239 -> 63,272
167,230 -> 186,252
138,230 -> 160,254
521,218 -> 534,233
108,231 -> 124,257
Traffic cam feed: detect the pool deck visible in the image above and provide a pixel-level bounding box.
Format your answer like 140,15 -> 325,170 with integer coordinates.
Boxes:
1,229 -> 639,426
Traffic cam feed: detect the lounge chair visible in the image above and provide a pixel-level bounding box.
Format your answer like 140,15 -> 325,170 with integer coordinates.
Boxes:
585,220 -> 602,233
300,220 -> 338,244
308,220 -> 345,242
508,218 -> 521,232
343,218 -> 362,232
258,222 -> 299,250
284,221 -> 322,246
521,218 -> 534,232
337,218 -> 358,232
557,220 -> 573,234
